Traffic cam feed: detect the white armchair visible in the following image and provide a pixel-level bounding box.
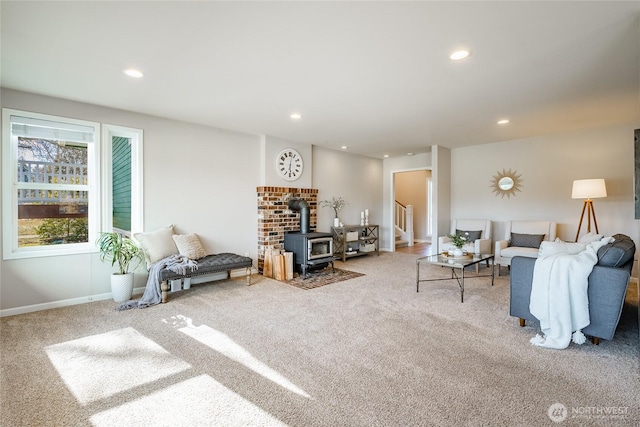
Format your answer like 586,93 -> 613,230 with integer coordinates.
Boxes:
494,221 -> 557,275
438,219 -> 493,255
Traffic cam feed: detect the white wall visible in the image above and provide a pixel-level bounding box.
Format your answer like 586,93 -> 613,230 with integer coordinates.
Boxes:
0,89 -> 384,315
312,146 -> 383,232
260,135 -> 313,188
451,123 -> 640,247
3,88 -> 637,314
432,145 -> 452,253
1,89 -> 261,314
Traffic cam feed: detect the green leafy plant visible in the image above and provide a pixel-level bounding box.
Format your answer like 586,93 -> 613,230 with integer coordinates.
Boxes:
96,232 -> 144,274
447,232 -> 470,249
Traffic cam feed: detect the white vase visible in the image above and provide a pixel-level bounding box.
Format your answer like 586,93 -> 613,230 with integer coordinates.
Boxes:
451,248 -> 464,257
111,273 -> 134,302
334,217 -> 340,227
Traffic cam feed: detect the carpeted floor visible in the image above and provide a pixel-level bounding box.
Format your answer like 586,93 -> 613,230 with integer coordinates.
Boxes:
284,267 -> 365,290
1,251 -> 638,426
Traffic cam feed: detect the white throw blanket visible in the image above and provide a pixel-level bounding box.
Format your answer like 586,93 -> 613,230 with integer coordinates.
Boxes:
116,254 -> 198,311
529,237 -> 612,349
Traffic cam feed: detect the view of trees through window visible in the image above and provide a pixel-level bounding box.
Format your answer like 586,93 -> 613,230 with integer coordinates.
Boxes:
18,137 -> 89,247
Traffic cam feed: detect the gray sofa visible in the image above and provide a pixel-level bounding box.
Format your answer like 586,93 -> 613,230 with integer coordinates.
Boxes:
510,234 -> 635,345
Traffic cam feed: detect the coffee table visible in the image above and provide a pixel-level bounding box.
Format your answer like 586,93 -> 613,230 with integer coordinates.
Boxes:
416,253 -> 495,302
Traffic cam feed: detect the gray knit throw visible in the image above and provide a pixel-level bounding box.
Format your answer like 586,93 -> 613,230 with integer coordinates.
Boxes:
116,254 -> 198,311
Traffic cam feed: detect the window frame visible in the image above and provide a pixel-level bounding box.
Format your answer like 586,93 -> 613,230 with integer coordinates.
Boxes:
101,124 -> 144,236
2,108 -> 101,259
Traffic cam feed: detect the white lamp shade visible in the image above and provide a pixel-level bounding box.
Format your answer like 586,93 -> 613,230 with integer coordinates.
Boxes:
571,179 -> 607,199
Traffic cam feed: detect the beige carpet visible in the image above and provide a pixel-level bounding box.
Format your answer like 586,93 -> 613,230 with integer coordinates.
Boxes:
1,252 -> 638,426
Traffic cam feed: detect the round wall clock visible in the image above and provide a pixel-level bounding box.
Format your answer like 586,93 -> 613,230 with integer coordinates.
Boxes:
276,148 -> 304,181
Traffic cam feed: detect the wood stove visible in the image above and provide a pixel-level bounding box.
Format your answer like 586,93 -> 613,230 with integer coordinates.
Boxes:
284,231 -> 334,277
284,197 -> 335,277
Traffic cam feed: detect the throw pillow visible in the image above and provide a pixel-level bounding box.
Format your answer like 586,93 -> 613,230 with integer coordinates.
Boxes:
456,229 -> 482,242
597,235 -> 635,268
510,232 -> 545,248
172,233 -> 207,260
134,225 -> 179,268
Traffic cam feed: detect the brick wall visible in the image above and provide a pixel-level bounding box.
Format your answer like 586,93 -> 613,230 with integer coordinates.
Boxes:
257,186 -> 318,271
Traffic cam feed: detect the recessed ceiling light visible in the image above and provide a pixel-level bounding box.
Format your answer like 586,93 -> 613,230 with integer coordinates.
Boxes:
123,69 -> 144,78
290,113 -> 303,120
406,152 -> 414,156
449,50 -> 470,61
383,154 -> 389,158
341,146 -> 348,150
497,119 -> 510,125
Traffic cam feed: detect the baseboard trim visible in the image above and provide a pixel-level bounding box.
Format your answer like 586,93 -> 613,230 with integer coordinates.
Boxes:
0,292 -> 114,318
1,271 -> 253,317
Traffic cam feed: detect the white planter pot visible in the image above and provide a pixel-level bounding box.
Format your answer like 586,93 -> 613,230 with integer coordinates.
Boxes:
334,217 -> 340,227
111,273 -> 134,303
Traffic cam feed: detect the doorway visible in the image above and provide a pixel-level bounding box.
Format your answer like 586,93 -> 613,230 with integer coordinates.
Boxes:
392,169 -> 432,251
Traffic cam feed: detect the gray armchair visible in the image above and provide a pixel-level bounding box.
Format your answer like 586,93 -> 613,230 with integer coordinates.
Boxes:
509,234 -> 635,345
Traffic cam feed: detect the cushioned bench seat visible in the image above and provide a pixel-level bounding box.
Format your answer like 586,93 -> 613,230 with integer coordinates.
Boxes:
159,253 -> 253,302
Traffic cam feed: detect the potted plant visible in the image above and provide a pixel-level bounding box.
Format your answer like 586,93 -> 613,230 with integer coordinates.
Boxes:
96,231 -> 144,302
447,232 -> 470,256
320,196 -> 347,227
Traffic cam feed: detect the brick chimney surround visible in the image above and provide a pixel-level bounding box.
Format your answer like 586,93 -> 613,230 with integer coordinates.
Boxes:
257,186 -> 319,272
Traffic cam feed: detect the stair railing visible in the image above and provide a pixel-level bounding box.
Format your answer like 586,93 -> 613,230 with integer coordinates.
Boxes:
394,201 -> 414,247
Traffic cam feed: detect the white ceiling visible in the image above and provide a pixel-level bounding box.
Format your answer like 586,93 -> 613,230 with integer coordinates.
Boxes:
2,1 -> 639,158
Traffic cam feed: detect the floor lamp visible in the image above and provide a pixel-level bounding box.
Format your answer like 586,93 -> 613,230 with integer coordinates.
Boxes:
572,179 -> 607,242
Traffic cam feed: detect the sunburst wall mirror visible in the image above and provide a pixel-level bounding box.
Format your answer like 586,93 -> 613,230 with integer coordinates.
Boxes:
491,168 -> 523,198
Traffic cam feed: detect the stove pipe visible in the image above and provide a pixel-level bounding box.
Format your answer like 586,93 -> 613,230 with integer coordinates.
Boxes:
288,198 -> 310,234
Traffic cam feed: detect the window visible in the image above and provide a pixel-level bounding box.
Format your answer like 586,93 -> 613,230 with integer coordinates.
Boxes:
112,136 -> 132,232
2,109 -> 100,259
101,124 -> 144,237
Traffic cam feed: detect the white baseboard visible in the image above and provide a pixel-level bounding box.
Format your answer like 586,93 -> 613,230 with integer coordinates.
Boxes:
1,270 -> 254,317
0,292 -> 113,318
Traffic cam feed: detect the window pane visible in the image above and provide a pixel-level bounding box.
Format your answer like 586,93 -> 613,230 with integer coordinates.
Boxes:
112,136 -> 132,232
4,109 -> 99,258
17,190 -> 88,247
18,138 -> 88,185
16,137 -> 90,247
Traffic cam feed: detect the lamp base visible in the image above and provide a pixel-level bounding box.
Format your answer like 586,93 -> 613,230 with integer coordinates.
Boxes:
575,199 -> 599,242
